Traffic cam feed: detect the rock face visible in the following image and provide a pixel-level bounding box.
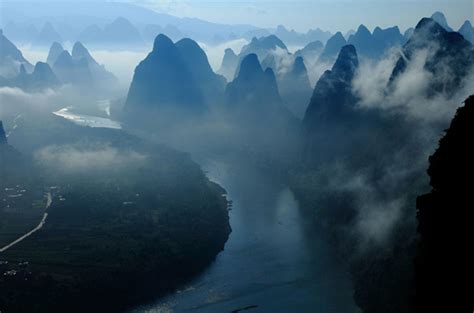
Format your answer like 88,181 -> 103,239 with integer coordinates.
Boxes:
318,32 -> 347,63
225,53 -> 283,114
304,45 -> 359,128
53,50 -> 92,85
71,42 -> 97,65
0,30 -> 33,77
347,25 -> 373,55
224,53 -> 300,157
372,26 -> 406,50
279,56 -> 313,118
28,62 -> 61,90
71,42 -> 118,88
389,18 -> 474,97
175,38 -> 226,107
124,34 -> 209,120
217,48 -> 238,81
47,42 -> 65,66
416,95 -> 474,313
459,20 -> 474,43
225,52 -> 297,124
0,120 -> 21,173
0,121 -> 7,146
302,45 -> 360,160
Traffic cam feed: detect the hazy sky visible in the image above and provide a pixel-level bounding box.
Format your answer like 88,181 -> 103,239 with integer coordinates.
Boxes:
127,0 -> 473,32
2,0 -> 473,32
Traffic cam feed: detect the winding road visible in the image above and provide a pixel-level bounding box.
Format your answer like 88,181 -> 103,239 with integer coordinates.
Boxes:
0,192 -> 52,253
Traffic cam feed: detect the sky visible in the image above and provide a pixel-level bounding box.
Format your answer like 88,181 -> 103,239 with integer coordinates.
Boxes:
1,0 -> 473,33
126,0 -> 473,32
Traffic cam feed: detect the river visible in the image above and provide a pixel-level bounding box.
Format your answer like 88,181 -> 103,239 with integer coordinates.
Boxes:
52,109 -> 357,313
130,159 -> 357,313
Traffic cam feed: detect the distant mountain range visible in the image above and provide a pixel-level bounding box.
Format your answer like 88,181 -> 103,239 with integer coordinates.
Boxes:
270,25 -> 332,46
1,31 -> 117,92
7,62 -> 60,91
124,35 -> 299,151
77,17 -> 145,50
33,22 -> 62,48
47,41 -> 117,92
347,25 -> 405,59
3,10 -> 472,134
1,31 -> 60,91
0,1 -> 261,47
0,1 -> 336,48
302,16 -> 474,162
2,0 -> 471,60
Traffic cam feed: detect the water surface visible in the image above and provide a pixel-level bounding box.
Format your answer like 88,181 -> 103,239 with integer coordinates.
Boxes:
52,111 -> 357,313
130,159 -> 357,313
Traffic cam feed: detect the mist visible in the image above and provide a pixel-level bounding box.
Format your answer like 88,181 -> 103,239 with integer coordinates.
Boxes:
2,4 -> 473,313
35,144 -> 146,173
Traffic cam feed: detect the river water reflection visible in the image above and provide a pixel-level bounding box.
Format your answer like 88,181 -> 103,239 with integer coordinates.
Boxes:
130,159 -> 357,313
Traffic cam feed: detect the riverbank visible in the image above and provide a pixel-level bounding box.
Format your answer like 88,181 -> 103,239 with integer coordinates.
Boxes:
129,159 -> 357,313
0,113 -> 232,313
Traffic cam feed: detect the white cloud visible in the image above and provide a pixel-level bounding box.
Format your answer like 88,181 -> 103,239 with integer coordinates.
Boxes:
35,145 -> 146,173
198,39 -> 248,71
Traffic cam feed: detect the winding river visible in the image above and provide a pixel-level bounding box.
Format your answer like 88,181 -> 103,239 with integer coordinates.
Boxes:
53,108 -> 357,313
129,159 -> 357,313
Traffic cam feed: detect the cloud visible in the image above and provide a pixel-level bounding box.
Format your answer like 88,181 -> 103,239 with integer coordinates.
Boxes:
318,163 -> 410,246
328,41 -> 474,249
356,198 -> 404,246
87,49 -> 148,90
35,145 -> 146,173
198,39 -> 248,71
352,47 -> 474,123
0,87 -> 59,117
352,48 -> 399,107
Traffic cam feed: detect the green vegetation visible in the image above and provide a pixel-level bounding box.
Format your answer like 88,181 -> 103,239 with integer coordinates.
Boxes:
0,117 -> 231,313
